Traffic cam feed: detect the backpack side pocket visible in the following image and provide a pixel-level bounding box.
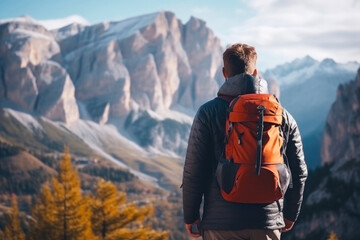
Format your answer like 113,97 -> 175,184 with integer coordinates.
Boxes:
216,157 -> 240,194
276,163 -> 291,196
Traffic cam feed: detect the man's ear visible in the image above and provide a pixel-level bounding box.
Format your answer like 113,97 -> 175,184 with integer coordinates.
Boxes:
252,68 -> 258,76
222,67 -> 228,79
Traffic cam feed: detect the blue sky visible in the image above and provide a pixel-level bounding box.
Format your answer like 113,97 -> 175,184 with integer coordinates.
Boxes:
1,0 -> 359,70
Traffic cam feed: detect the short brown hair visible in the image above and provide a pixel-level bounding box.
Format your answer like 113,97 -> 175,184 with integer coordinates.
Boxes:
223,43 -> 257,77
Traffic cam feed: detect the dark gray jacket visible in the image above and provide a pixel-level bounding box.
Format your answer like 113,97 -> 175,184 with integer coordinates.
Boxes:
182,74 -> 307,230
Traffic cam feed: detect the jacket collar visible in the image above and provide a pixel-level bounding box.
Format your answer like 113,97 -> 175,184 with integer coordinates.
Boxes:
217,73 -> 268,99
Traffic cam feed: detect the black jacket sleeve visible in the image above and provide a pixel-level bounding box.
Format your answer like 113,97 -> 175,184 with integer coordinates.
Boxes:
182,106 -> 211,224
282,109 -> 308,222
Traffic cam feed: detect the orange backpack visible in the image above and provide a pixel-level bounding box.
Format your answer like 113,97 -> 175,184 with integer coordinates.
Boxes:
216,93 -> 291,204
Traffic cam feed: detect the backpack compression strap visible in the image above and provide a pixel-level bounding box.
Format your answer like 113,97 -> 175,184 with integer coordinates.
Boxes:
255,105 -> 266,176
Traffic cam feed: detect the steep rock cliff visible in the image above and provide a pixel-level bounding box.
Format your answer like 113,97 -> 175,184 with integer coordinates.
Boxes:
286,69 -> 360,240
0,17 -> 79,123
322,68 -> 360,164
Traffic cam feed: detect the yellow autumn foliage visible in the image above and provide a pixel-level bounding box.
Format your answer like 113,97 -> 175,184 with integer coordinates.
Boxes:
29,147 -> 168,240
30,147 -> 96,240
91,179 -> 168,240
3,195 -> 25,240
327,231 -> 339,240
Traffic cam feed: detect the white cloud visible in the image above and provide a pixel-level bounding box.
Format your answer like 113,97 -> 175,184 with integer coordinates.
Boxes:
190,6 -> 212,15
227,0 -> 360,69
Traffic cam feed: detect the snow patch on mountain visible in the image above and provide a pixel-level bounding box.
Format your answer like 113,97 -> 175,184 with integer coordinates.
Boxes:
264,56 -> 317,86
4,108 -> 44,132
277,63 -> 318,86
2,107 -> 158,184
38,15 -> 89,30
145,108 -> 193,124
66,120 -> 102,146
13,28 -> 54,41
0,15 -> 37,25
171,104 -> 197,117
63,119 -> 158,184
265,56 -> 359,87
7,111 -> 159,184
102,12 -> 159,40
90,143 -> 158,185
147,146 -> 180,158
67,120 -> 146,154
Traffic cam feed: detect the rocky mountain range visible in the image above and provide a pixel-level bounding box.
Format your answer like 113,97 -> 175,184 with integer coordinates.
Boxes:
0,12 -> 223,159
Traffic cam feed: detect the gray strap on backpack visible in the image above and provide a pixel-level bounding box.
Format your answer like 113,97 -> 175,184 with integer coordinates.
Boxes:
255,105 -> 266,176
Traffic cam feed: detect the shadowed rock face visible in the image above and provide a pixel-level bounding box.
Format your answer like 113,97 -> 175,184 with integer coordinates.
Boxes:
285,69 -> 360,240
33,61 -> 79,123
0,11 -> 223,153
182,16 -> 223,108
322,68 -> 360,165
55,11 -> 223,117
0,18 -> 78,123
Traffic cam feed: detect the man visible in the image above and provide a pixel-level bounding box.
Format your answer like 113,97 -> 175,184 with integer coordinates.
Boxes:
182,43 -> 307,240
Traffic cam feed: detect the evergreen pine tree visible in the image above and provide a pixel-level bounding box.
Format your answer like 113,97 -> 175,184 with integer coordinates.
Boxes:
328,231 -> 339,240
30,182 -> 56,240
91,179 -> 168,240
30,148 -> 97,240
3,195 -> 26,240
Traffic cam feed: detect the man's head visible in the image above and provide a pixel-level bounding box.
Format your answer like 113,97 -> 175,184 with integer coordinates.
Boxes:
222,43 -> 257,78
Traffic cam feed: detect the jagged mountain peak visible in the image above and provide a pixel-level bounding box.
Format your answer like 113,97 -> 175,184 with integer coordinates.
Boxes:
38,15 -> 89,30
52,22 -> 87,41
45,12 -> 173,40
82,11 -> 180,44
292,55 -> 317,67
0,16 -> 52,40
56,11 -> 184,58
268,55 -> 316,71
264,56 -> 359,87
0,15 -> 37,26
320,58 -> 336,67
263,55 -> 318,86
186,15 -> 206,27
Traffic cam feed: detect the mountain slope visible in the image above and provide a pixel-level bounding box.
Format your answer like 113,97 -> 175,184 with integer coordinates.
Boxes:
0,107 -> 184,190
